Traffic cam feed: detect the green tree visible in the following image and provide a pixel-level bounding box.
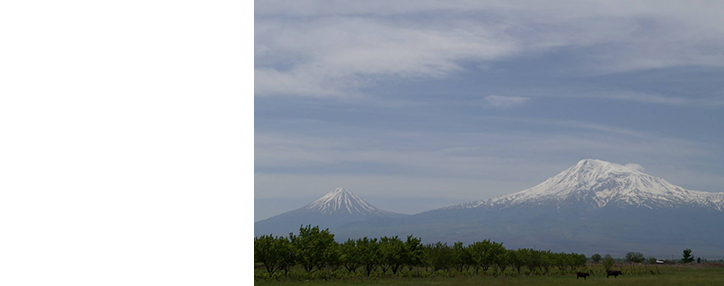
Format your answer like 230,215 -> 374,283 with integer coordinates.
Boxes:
682,248 -> 694,264
553,252 -> 583,273
602,254 -> 615,271
379,236 -> 405,275
426,242 -> 454,272
324,240 -> 341,273
467,240 -> 506,275
452,241 -> 472,273
289,225 -> 336,273
356,237 -> 379,276
517,248 -> 543,275
254,234 -> 288,275
488,241 -> 507,275
551,252 -> 566,272
626,252 -> 645,263
591,253 -> 602,263
339,239 -> 361,274
493,247 -> 510,275
572,253 -> 587,270
538,250 -> 552,274
509,249 -> 525,274
276,237 -> 295,276
467,240 -> 492,274
403,235 -> 425,275
626,251 -> 644,271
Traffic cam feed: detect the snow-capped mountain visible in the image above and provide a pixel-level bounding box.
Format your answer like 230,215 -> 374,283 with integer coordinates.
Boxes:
363,159 -> 724,257
456,159 -> 724,211
254,188 -> 405,237
303,187 -> 392,216
256,161 -> 724,257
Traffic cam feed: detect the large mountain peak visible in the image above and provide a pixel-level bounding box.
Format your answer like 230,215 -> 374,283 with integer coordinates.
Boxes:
545,159 -> 647,192
564,159 -> 644,180
462,159 -> 724,210
303,188 -> 389,216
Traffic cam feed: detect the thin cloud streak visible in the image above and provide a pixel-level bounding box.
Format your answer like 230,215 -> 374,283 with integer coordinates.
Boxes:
586,91 -> 723,108
503,89 -> 722,108
482,116 -> 649,138
485,95 -> 529,107
255,16 -> 518,97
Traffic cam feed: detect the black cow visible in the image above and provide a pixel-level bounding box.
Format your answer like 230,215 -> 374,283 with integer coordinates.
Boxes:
606,270 -> 623,278
576,272 -> 590,280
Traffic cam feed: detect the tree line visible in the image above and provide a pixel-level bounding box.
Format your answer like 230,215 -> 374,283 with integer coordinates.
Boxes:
254,225 -> 590,280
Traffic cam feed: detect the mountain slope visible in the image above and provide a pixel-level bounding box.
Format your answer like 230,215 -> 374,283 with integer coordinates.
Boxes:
333,159 -> 724,257
456,159 -> 724,210
254,188 -> 405,237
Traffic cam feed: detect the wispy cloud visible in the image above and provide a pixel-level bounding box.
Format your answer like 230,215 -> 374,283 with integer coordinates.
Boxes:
493,117 -> 648,137
603,92 -> 688,105
625,163 -> 645,171
485,95 -> 529,107
255,17 -> 518,97
509,88 -> 722,108
256,1 -> 724,98
584,91 -> 724,108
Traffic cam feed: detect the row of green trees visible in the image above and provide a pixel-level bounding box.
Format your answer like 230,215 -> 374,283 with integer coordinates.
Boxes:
424,241 -> 587,275
254,225 -> 425,277
590,249 -> 696,271
255,225 -> 588,279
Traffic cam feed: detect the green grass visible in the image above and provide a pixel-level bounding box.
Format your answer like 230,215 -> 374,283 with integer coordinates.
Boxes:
255,264 -> 724,286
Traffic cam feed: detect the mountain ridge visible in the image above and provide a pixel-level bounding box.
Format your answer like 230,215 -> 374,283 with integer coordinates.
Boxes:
449,159 -> 723,211
255,159 -> 724,257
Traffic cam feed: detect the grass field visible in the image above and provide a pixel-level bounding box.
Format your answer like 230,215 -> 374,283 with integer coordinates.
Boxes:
255,264 -> 724,286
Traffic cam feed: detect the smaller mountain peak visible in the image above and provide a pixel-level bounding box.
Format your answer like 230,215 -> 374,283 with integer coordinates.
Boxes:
322,188 -> 351,199
331,187 -> 348,193
304,188 -> 389,216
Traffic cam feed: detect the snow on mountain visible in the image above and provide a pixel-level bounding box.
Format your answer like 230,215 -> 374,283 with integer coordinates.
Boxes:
458,159 -> 724,210
255,187 -> 403,237
303,187 -> 390,216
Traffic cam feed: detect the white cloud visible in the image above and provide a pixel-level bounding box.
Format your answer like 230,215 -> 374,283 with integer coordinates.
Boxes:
256,1 -> 724,98
254,68 -> 353,98
596,92 -> 688,105
625,163 -> 646,171
485,95 -> 529,107
255,16 -> 518,97
600,92 -> 724,108
497,117 -> 647,137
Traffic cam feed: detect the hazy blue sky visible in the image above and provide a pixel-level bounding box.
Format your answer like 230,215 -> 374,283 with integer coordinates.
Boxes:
255,1 -> 724,221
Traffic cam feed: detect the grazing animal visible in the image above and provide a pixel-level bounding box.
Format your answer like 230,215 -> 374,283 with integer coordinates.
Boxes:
606,270 -> 623,278
576,272 -> 590,280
